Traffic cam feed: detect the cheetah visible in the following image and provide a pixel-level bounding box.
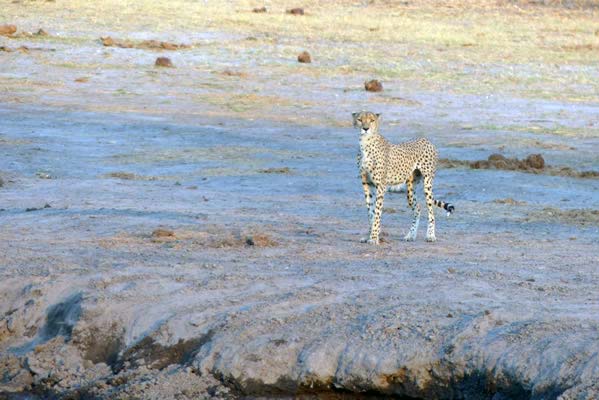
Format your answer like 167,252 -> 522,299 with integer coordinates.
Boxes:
353,111 -> 454,244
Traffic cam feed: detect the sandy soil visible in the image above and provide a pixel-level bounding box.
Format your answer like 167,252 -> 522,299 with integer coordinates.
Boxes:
1,1 -> 599,399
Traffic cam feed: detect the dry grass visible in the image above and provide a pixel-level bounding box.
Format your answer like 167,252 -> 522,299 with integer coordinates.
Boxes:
6,1 -> 598,63
2,0 -> 598,121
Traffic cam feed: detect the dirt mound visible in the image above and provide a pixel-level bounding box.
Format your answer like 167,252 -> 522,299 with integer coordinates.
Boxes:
151,228 -> 176,238
365,79 -> 383,92
286,8 -> 304,15
0,24 -> 17,36
101,36 -> 190,50
7,28 -> 49,39
557,168 -> 599,178
245,233 -> 277,247
200,230 -> 277,248
441,156 -> 598,179
0,45 -> 35,53
25,203 -> 51,212
155,57 -> 174,68
470,153 -> 545,171
297,51 -> 312,63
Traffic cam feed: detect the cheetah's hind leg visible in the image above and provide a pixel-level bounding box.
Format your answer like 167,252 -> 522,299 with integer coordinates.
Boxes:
423,175 -> 437,242
404,172 -> 421,241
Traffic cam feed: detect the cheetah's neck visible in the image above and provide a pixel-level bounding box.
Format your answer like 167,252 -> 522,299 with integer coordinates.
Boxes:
360,132 -> 386,152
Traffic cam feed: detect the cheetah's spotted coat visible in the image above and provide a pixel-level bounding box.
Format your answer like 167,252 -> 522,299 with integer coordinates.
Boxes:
353,111 -> 454,244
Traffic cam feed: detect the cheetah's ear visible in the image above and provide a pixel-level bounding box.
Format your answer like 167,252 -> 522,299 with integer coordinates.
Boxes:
352,112 -> 358,119
375,113 -> 381,118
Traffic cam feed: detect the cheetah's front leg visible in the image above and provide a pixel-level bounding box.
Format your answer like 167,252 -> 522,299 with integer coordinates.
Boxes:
367,185 -> 386,245
359,173 -> 375,243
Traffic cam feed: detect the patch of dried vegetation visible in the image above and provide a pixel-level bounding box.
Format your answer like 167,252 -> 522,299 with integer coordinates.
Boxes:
523,207 -> 599,225
440,154 -> 599,179
100,36 -> 191,50
99,226 -> 278,249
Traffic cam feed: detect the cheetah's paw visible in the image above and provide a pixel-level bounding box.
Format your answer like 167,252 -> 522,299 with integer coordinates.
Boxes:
404,234 -> 416,242
425,235 -> 437,242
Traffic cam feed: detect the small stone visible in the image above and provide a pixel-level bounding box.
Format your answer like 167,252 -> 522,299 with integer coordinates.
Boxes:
446,313 -> 453,318
286,8 -> 304,15
297,51 -> 311,63
365,79 -> 383,92
252,6 -> 267,13
74,77 -> 89,83
484,309 -> 491,316
155,57 -> 174,68
35,28 -> 48,36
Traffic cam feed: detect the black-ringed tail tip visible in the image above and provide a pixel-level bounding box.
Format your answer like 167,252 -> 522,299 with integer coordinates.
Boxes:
435,200 -> 454,216
446,203 -> 455,216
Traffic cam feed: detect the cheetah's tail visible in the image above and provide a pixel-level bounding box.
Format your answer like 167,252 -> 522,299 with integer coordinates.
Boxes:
434,199 -> 455,216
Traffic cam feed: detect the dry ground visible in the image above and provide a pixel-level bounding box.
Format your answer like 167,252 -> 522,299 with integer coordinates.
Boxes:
1,1 -> 599,399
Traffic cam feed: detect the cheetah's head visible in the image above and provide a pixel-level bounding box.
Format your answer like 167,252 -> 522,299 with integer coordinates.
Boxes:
352,111 -> 380,135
